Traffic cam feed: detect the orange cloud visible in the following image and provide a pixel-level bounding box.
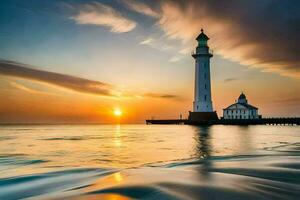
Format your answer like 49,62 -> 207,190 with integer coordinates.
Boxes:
0,60 -> 180,100
156,0 -> 300,78
0,60 -> 113,96
122,0 -> 159,18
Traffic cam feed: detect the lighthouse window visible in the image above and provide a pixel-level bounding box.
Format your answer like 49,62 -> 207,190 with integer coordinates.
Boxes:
204,95 -> 207,101
199,40 -> 207,46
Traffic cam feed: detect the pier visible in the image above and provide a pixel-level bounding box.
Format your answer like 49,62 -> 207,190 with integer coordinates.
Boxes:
146,117 -> 300,126
146,119 -> 187,125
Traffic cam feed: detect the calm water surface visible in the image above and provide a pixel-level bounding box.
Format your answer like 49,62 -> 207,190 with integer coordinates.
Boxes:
0,125 -> 299,199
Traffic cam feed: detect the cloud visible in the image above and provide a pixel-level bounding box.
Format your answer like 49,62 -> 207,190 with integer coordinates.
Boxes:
169,56 -> 180,62
0,60 -> 114,96
140,38 -> 155,45
224,78 -> 237,83
71,2 -> 136,33
179,48 -> 191,55
156,0 -> 300,78
273,97 -> 300,105
139,37 -> 175,53
0,60 -> 179,100
10,81 -> 42,93
122,0 -> 159,18
143,93 -> 180,100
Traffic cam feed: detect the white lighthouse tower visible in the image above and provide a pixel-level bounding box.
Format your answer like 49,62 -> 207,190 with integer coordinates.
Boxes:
188,29 -> 218,123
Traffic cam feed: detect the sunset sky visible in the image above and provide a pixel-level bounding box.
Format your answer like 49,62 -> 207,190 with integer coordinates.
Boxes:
1,0 -> 300,123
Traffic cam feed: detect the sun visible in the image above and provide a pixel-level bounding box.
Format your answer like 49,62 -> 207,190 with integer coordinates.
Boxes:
113,108 -> 122,117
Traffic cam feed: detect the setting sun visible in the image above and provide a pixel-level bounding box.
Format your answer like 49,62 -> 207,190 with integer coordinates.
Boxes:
113,109 -> 122,117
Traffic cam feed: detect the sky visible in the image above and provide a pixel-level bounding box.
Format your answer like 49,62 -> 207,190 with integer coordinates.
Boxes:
0,0 -> 300,123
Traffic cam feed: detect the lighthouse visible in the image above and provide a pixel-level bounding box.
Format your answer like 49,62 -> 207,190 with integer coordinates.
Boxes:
188,29 -> 218,123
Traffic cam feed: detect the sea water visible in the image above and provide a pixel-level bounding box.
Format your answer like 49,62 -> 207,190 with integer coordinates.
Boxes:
0,124 -> 299,199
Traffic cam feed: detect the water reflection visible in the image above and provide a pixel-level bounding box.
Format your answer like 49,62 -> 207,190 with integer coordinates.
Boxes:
192,126 -> 213,179
114,125 -> 122,147
193,126 -> 212,159
0,124 -> 299,176
235,126 -> 253,154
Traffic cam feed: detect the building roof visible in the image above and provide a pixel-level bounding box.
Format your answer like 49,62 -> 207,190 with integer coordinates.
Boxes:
196,29 -> 209,41
223,102 -> 258,110
238,92 -> 246,100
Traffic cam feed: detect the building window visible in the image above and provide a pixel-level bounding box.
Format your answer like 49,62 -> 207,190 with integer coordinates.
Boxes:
205,84 -> 207,89
204,95 -> 207,101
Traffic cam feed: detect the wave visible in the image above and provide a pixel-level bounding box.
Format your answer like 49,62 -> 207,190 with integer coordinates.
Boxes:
0,150 -> 299,200
0,154 -> 48,166
0,142 -> 299,200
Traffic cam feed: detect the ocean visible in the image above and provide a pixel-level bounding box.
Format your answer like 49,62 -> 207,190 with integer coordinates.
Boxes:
0,124 -> 299,199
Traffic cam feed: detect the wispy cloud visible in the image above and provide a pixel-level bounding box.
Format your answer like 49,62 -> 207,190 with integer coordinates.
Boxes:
10,81 -> 41,94
122,0 -> 159,18
9,81 -> 56,96
224,78 -> 237,83
0,60 -> 179,100
179,48 -> 191,55
156,0 -> 300,78
169,56 -> 181,63
0,60 -> 115,96
144,93 -> 180,100
140,38 -> 155,45
273,97 -> 300,105
71,2 -> 136,33
139,37 -> 175,53
60,0 -> 300,78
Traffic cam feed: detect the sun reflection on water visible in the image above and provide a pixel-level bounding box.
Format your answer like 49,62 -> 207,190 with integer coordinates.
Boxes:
114,125 -> 122,147
114,172 -> 123,182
